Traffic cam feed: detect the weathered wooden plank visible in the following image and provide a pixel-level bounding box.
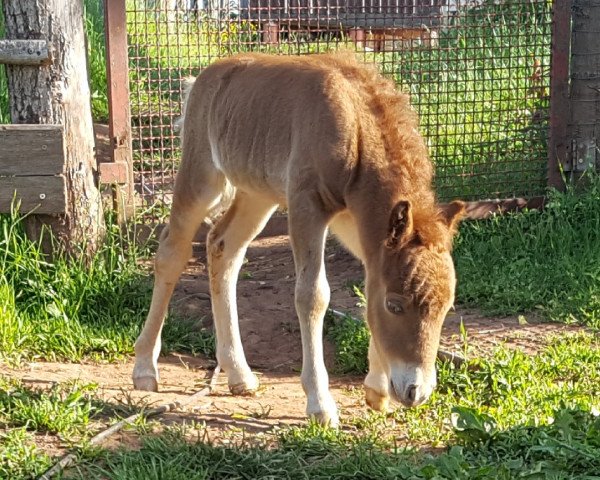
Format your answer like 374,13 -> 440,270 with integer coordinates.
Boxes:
0,39 -> 50,65
105,0 -> 135,218
0,125 -> 64,176
0,176 -> 66,214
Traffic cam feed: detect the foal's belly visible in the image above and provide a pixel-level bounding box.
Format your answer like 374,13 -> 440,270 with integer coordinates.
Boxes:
214,147 -> 289,206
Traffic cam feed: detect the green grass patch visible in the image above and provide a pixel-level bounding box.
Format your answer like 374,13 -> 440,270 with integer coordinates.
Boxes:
454,172 -> 600,327
66,333 -> 600,479
0,428 -> 53,480
0,376 -> 98,436
0,210 -> 214,364
0,377 -> 101,479
2,332 -> 598,478
326,312 -> 370,375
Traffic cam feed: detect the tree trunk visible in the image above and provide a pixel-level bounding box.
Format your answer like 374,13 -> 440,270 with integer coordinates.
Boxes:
2,0 -> 104,255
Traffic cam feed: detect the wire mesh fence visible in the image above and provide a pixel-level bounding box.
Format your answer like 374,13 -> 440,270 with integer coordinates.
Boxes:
126,0 -> 552,219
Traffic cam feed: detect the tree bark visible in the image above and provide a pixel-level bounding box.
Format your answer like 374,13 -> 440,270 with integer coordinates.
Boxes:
2,0 -> 104,255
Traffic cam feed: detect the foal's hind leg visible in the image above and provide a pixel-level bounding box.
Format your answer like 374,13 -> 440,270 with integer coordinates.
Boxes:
133,177 -> 225,392
207,192 -> 277,395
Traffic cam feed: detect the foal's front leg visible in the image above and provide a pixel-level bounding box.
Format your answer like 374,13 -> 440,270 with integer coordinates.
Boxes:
364,337 -> 390,412
288,203 -> 338,427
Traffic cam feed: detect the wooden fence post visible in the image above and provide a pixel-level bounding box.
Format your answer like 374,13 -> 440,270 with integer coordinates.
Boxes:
103,0 -> 135,221
548,0 -> 572,189
2,0 -> 104,255
568,0 -> 600,178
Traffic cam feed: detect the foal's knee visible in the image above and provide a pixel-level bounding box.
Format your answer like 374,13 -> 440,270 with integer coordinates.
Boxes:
294,272 -> 330,320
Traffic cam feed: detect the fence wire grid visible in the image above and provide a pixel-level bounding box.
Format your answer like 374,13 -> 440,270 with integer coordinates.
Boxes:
126,0 -> 552,218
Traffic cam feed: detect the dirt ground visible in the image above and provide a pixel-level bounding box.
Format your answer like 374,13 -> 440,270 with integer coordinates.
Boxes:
1,232 -> 585,455
0,125 -> 583,460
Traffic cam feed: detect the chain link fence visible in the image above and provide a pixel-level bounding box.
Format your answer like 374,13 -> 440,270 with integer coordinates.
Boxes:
126,0 -> 552,218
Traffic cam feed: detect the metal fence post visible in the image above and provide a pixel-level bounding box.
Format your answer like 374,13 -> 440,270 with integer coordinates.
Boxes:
103,0 -> 135,221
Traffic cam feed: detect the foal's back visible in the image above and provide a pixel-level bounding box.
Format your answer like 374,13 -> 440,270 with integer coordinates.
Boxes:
179,53 -> 377,206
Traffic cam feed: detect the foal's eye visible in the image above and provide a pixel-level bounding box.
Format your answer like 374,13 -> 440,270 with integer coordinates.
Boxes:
386,300 -> 404,315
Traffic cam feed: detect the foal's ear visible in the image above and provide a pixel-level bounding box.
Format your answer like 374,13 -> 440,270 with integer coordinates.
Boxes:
439,200 -> 466,233
386,200 -> 413,249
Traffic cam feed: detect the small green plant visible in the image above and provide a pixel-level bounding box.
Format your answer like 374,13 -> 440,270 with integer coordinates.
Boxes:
326,311 -> 370,374
0,428 -> 53,480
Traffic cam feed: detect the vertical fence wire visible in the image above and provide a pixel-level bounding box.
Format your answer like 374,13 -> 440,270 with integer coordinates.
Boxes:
125,0 -> 552,221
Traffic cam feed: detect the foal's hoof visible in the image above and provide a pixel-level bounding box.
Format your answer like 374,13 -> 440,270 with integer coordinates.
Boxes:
365,386 -> 389,412
133,376 -> 159,392
307,396 -> 340,428
229,373 -> 260,396
309,410 -> 340,428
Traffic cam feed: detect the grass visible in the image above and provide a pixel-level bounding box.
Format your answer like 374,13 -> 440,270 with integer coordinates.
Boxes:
1,181 -> 600,476
71,404 -> 599,479
1,2 -> 599,476
454,171 -> 600,328
1,337 -> 598,478
326,172 -> 600,380
8,332 -> 591,479
0,377 -> 99,436
0,209 -> 214,364
0,377 -> 102,478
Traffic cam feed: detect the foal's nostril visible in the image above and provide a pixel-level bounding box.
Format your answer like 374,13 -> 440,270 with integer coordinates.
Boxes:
406,384 -> 417,403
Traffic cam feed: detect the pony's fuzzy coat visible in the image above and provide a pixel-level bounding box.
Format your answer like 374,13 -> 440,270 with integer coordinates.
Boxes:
133,53 -> 464,425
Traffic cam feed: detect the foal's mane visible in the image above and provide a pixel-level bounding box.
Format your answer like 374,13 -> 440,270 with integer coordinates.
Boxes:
321,53 -> 450,249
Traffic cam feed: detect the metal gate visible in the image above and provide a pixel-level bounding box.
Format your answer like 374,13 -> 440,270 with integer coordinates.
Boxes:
118,0 -> 554,218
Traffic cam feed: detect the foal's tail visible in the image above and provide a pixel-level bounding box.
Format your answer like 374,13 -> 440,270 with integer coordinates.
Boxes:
174,75 -> 236,225
174,76 -> 197,140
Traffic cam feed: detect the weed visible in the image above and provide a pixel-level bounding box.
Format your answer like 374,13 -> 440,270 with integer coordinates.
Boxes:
71,394 -> 600,479
0,377 -> 98,436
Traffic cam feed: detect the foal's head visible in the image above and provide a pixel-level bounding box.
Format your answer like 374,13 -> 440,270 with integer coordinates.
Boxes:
366,199 -> 464,407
